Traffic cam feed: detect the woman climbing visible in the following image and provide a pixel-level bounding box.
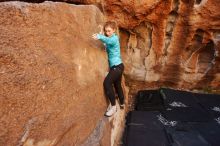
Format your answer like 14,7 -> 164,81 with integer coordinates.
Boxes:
92,21 -> 125,117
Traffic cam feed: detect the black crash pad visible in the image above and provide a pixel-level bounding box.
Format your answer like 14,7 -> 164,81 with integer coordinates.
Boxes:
135,90 -> 165,111
162,107 -> 211,122
194,93 -> 220,118
126,111 -> 163,130
123,125 -> 170,146
165,124 -> 210,146
191,122 -> 220,146
160,88 -> 199,108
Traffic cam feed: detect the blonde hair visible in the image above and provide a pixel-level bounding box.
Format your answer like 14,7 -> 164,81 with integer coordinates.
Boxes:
103,21 -> 119,36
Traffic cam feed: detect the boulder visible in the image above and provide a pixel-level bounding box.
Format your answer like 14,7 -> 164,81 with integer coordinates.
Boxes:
0,1 -> 115,146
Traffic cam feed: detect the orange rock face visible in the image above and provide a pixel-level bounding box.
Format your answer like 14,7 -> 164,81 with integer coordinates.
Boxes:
0,1 -> 111,146
101,0 -> 220,90
2,0 -> 219,91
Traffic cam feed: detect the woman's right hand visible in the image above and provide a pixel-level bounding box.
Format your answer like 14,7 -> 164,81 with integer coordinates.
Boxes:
92,33 -> 98,40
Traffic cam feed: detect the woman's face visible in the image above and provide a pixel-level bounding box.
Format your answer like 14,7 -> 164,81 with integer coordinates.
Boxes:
104,26 -> 115,37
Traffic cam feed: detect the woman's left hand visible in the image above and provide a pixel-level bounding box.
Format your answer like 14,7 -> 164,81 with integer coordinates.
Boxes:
98,25 -> 104,34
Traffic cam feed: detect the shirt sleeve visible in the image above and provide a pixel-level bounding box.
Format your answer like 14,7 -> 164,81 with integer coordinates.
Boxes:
97,34 -> 117,45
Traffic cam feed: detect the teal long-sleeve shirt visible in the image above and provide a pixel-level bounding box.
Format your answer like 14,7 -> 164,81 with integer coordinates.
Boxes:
97,33 -> 122,68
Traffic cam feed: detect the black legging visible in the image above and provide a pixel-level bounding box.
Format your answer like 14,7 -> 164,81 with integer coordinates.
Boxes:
103,63 -> 124,106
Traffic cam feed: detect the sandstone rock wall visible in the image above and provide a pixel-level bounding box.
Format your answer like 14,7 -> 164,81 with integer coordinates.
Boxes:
1,0 -> 219,91
102,0 -> 220,90
0,2 -> 114,146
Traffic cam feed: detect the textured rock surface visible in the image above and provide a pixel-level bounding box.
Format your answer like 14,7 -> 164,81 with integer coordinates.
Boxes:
3,0 -> 220,91
51,0 -> 219,90
105,0 -> 220,91
0,1 -> 117,146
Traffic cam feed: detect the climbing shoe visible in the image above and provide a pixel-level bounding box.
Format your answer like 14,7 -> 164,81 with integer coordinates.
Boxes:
105,105 -> 117,117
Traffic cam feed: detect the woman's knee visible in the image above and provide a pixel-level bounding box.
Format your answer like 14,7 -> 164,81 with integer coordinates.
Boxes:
103,78 -> 110,88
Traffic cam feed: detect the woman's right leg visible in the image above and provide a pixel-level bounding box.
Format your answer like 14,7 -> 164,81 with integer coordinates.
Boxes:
103,69 -> 118,106
104,68 -> 121,116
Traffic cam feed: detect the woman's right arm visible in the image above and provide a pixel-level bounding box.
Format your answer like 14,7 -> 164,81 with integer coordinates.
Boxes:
96,34 -> 117,45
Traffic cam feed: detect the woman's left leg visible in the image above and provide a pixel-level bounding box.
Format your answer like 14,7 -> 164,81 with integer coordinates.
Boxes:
113,64 -> 124,105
